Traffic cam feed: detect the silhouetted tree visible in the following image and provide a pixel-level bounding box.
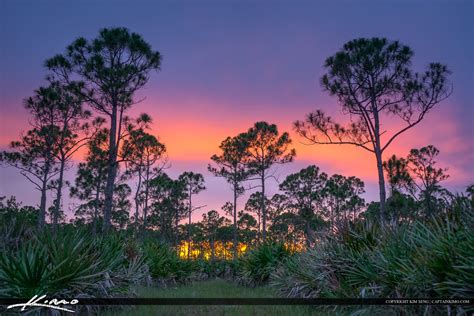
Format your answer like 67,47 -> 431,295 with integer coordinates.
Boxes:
268,212 -> 307,246
121,115 -> 167,231
1,128 -> 59,228
279,165 -> 328,246
202,210 -> 229,260
382,145 -> 450,219
178,172 -> 206,257
0,80 -> 97,229
147,173 -> 187,243
294,38 -> 451,221
383,154 -> 413,195
237,210 -> 258,246
242,122 -> 296,241
70,122 -> 109,234
46,27 -> 162,231
71,123 -> 131,233
244,192 -> 269,243
385,190 -> 417,225
208,135 -> 250,259
0,196 -> 39,233
407,145 -> 449,216
268,193 -> 287,222
24,81 -> 92,231
383,154 -> 417,224
324,174 -> 365,231
111,183 -> 131,229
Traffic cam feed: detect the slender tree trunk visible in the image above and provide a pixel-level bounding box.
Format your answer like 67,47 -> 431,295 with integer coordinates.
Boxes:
261,169 -> 267,242
38,182 -> 48,229
375,148 -> 386,223
103,108 -> 118,232
92,172 -> 102,236
233,185 -> 238,260
134,169 -> 142,229
329,200 -> 336,234
305,221 -> 314,248
257,211 -> 261,245
38,159 -> 51,229
174,214 -> 179,247
187,193 -> 192,259
142,165 -> 150,231
424,189 -> 433,217
53,157 -> 66,233
373,108 -> 386,223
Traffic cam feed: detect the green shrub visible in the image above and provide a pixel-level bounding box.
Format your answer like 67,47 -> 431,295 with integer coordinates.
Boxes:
142,241 -> 196,282
271,237 -> 354,298
270,212 -> 474,302
0,229 -> 147,298
237,243 -> 292,286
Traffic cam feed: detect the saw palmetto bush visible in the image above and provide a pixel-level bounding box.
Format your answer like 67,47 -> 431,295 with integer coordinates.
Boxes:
0,229 -> 148,298
237,242 -> 292,286
142,241 -> 196,282
344,212 -> 474,299
270,205 -> 474,301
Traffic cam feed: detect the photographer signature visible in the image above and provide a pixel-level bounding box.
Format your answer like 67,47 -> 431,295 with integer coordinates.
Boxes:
7,294 -> 78,313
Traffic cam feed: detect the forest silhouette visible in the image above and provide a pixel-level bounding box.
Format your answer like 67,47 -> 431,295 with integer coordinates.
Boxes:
0,28 -> 472,315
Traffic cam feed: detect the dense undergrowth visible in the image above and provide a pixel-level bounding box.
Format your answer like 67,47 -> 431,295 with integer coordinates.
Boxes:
236,242 -> 293,286
269,207 -> 474,314
0,228 -> 149,299
271,211 -> 474,299
1,200 -> 473,315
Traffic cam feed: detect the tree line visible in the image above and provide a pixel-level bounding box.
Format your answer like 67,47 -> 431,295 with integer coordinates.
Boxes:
1,28 -> 458,259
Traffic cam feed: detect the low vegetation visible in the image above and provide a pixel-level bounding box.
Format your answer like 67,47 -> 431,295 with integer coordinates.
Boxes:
237,243 -> 293,286
142,241 -> 196,282
1,193 -> 473,314
0,228 -> 149,300
270,205 -> 474,314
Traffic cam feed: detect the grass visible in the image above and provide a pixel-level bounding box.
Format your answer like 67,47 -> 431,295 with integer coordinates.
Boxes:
106,279 -> 322,316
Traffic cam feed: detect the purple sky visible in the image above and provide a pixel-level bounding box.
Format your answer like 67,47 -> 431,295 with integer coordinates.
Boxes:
1,0 -> 473,222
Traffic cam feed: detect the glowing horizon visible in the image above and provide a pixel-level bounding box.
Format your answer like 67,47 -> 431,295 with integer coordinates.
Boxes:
1,1 -> 473,222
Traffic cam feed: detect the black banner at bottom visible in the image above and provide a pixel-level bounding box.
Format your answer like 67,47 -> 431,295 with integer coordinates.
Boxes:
0,298 -> 472,306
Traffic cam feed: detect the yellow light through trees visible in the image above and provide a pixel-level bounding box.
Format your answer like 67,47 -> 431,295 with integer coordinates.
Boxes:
177,241 -> 247,260
176,241 -> 303,260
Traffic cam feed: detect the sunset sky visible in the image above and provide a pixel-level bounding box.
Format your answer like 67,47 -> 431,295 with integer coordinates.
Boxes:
1,1 -> 473,221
